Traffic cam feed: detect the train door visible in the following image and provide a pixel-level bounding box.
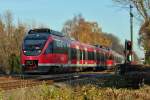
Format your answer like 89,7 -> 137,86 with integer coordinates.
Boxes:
84,48 -> 88,65
76,46 -> 80,65
112,55 -> 115,66
94,50 -> 97,64
103,53 -> 106,66
80,49 -> 85,65
68,44 -> 71,65
80,50 -> 82,64
96,52 -> 100,66
70,48 -> 77,65
83,50 -> 86,65
44,41 -> 53,63
106,53 -> 110,67
99,52 -> 103,66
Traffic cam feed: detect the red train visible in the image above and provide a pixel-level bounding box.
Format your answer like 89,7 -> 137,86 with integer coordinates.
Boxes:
21,28 -> 124,73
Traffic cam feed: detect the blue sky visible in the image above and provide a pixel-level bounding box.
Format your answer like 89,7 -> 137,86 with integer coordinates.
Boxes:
0,0 -> 144,58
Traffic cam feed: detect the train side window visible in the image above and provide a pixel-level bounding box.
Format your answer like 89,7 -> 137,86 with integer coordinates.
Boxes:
105,54 -> 108,60
112,55 -> 114,60
104,54 -> 106,61
71,48 -> 77,59
83,51 -> 86,60
109,55 -> 113,60
96,53 -> 100,61
92,52 -> 94,60
45,42 -> 53,54
114,56 -> 117,62
87,52 -> 90,60
53,39 -> 68,54
106,54 -> 109,60
80,50 -> 82,60
79,50 -> 86,60
85,50 -> 88,60
101,53 -> 105,61
94,51 -> 97,60
88,51 -> 94,60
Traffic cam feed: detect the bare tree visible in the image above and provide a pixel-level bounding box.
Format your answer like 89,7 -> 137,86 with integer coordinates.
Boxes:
113,0 -> 150,63
0,11 -> 27,74
113,0 -> 150,20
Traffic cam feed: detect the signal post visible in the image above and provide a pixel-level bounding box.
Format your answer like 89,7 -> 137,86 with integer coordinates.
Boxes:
125,40 -> 132,63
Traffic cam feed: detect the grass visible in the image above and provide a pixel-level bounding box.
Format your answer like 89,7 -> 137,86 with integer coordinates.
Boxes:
0,75 -> 150,100
1,84 -> 150,100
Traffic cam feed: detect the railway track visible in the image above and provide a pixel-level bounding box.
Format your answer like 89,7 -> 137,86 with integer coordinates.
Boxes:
0,76 -> 52,91
0,71 -> 114,91
2,64 -> 149,91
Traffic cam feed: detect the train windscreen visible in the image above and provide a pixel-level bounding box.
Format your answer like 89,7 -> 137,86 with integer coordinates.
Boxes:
23,34 -> 48,56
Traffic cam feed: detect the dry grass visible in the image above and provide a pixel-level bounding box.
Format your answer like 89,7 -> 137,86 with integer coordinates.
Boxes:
0,82 -> 150,100
0,75 -> 149,100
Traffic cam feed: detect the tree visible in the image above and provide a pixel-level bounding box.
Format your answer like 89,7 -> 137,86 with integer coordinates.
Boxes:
113,0 -> 150,20
62,15 -> 111,47
104,33 -> 124,53
112,0 -> 150,47
0,11 -> 27,74
113,0 -> 149,64
62,14 -> 80,39
0,10 -> 48,73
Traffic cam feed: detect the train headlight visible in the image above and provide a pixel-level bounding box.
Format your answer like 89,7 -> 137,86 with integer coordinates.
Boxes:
23,50 -> 27,53
38,50 -> 41,53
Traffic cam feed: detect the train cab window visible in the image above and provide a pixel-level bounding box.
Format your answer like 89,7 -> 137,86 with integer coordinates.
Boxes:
23,34 -> 49,56
24,34 -> 48,50
45,43 -> 53,54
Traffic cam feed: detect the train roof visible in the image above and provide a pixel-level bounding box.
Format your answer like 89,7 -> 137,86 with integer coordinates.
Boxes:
26,28 -> 124,58
28,28 -> 65,37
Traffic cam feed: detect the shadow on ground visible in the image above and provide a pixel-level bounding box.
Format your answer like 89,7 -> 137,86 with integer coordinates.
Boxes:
64,73 -> 149,89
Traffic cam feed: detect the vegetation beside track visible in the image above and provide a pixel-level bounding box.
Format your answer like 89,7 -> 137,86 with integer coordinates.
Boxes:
0,75 -> 150,100
1,83 -> 150,100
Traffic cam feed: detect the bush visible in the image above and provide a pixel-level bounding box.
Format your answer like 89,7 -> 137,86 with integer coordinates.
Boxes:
8,54 -> 21,74
3,84 -> 150,100
145,56 -> 150,65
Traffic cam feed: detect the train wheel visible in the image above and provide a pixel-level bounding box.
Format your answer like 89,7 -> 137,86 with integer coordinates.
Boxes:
79,67 -> 83,72
48,66 -> 61,74
76,68 -> 80,72
138,78 -> 145,88
93,67 -> 96,72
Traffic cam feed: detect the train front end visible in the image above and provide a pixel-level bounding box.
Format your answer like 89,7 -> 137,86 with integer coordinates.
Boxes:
21,29 -> 52,73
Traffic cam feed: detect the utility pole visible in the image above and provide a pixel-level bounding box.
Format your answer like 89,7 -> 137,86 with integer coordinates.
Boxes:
130,5 -> 133,62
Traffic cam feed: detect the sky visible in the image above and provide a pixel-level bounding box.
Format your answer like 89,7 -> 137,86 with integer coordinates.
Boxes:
0,0 -> 144,58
